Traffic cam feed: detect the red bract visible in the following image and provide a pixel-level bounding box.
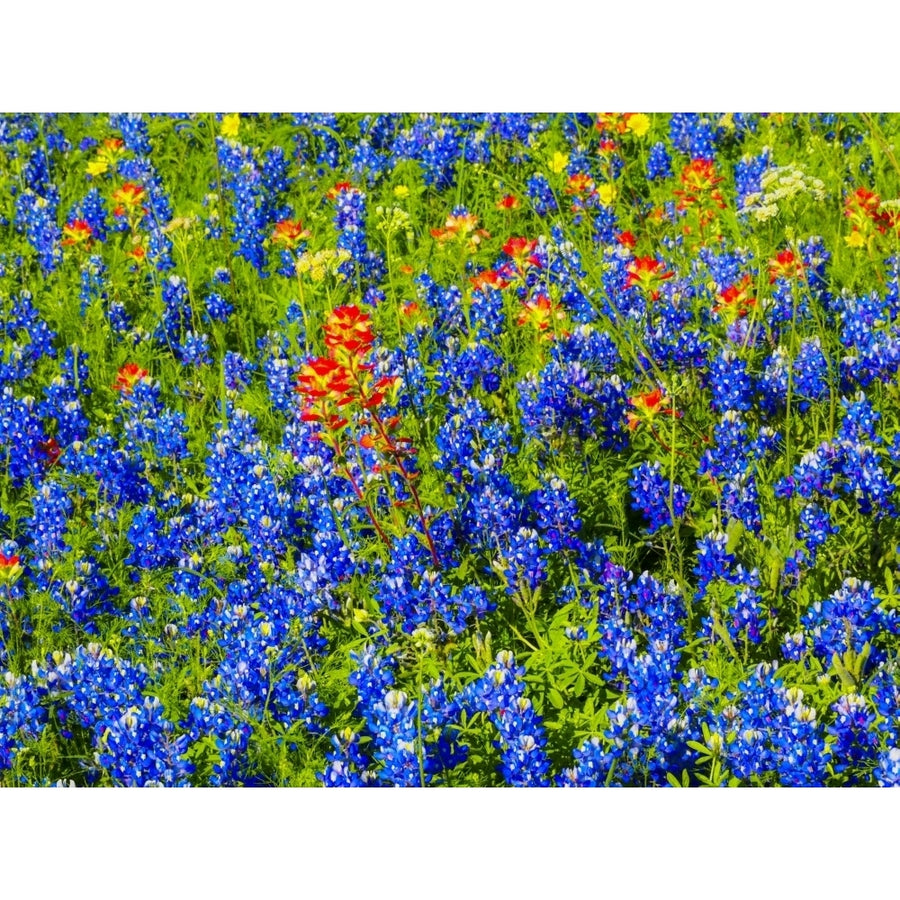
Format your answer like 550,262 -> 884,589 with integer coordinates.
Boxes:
715,276 -> 757,320
0,551 -> 22,582
470,270 -> 510,292
769,249 -> 805,283
114,363 -> 148,394
271,219 -> 311,248
565,173 -> 596,196
502,237 -> 541,274
674,160 -> 726,223
626,256 -> 673,299
62,219 -> 94,248
323,305 -> 375,357
627,387 -> 678,431
112,182 -> 146,212
326,181 -> 354,200
36,437 -> 61,468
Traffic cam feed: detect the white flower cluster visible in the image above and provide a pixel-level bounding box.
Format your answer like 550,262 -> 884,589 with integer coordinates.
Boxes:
740,164 -> 827,221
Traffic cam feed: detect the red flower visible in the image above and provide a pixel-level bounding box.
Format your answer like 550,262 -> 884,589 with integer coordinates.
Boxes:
626,256 -> 673,299
470,269 -> 510,292
627,388 -> 678,431
431,212 -> 489,250
502,237 -> 541,274
36,437 -> 61,469
496,194 -> 520,210
673,159 -> 726,224
768,249 -> 805,284
326,181 -> 354,200
715,276 -> 757,320
114,363 -> 149,394
62,219 -> 94,248
323,305 -> 375,358
516,292 -> 568,337
565,173 -> 596,196
616,231 -> 637,249
112,182 -> 147,213
0,551 -> 23,582
271,219 -> 311,248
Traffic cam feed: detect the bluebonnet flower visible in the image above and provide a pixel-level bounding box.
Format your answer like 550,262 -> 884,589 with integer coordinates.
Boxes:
629,461 -> 690,534
734,146 -> 772,209
798,578 -> 900,670
205,291 -> 233,323
530,476 -> 583,553
875,747 -> 900,786
826,693 -> 878,782
646,142 -> 672,180
456,651 -> 552,786
519,361 -> 628,451
526,173 -> 558,216
709,349 -> 753,412
669,113 -> 720,161
0,672 -> 47,771
499,527 -> 548,595
110,113 -> 153,155
708,663 -> 830,785
797,502 -> 838,564
14,189 -> 62,273
293,113 -> 342,170
699,411 -> 750,482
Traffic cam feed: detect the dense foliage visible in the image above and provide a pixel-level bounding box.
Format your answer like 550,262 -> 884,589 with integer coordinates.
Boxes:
3,112 -> 900,786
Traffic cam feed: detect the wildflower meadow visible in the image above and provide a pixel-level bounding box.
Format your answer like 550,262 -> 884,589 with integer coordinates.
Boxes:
4,111 -> 900,788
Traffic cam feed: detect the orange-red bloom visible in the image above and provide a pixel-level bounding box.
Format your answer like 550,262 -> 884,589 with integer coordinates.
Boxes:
271,219 -> 311,248
323,305 -> 375,358
470,269 -> 510,292
114,363 -> 148,394
496,194 -> 520,210
673,160 -> 726,224
715,275 -> 757,320
0,551 -> 22,582
36,437 -> 61,468
844,187 -> 896,242
516,292 -> 567,336
326,182 -> 354,200
768,249 -> 805,283
502,237 -> 541,274
431,211 -> 489,250
62,219 -> 94,248
565,173 -> 596,196
627,388 -> 677,431
626,256 -> 673,299
112,182 -> 147,218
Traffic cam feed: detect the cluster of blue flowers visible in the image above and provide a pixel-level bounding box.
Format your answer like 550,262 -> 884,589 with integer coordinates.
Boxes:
2,111 -> 900,787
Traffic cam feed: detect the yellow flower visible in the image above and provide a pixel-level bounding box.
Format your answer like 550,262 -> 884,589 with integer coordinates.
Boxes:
220,113 -> 241,138
845,230 -> 866,249
86,159 -> 109,177
393,184 -> 410,199
626,113 -> 651,137
597,183 -> 617,206
549,151 -> 569,175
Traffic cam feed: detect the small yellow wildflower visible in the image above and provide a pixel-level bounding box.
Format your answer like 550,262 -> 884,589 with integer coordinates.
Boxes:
86,159 -> 109,177
393,184 -> 410,199
220,113 -> 241,138
549,151 -> 569,175
626,113 -> 651,137
597,183 -> 617,206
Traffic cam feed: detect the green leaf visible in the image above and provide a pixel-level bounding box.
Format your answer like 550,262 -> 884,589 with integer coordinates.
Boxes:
547,688 -> 565,710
